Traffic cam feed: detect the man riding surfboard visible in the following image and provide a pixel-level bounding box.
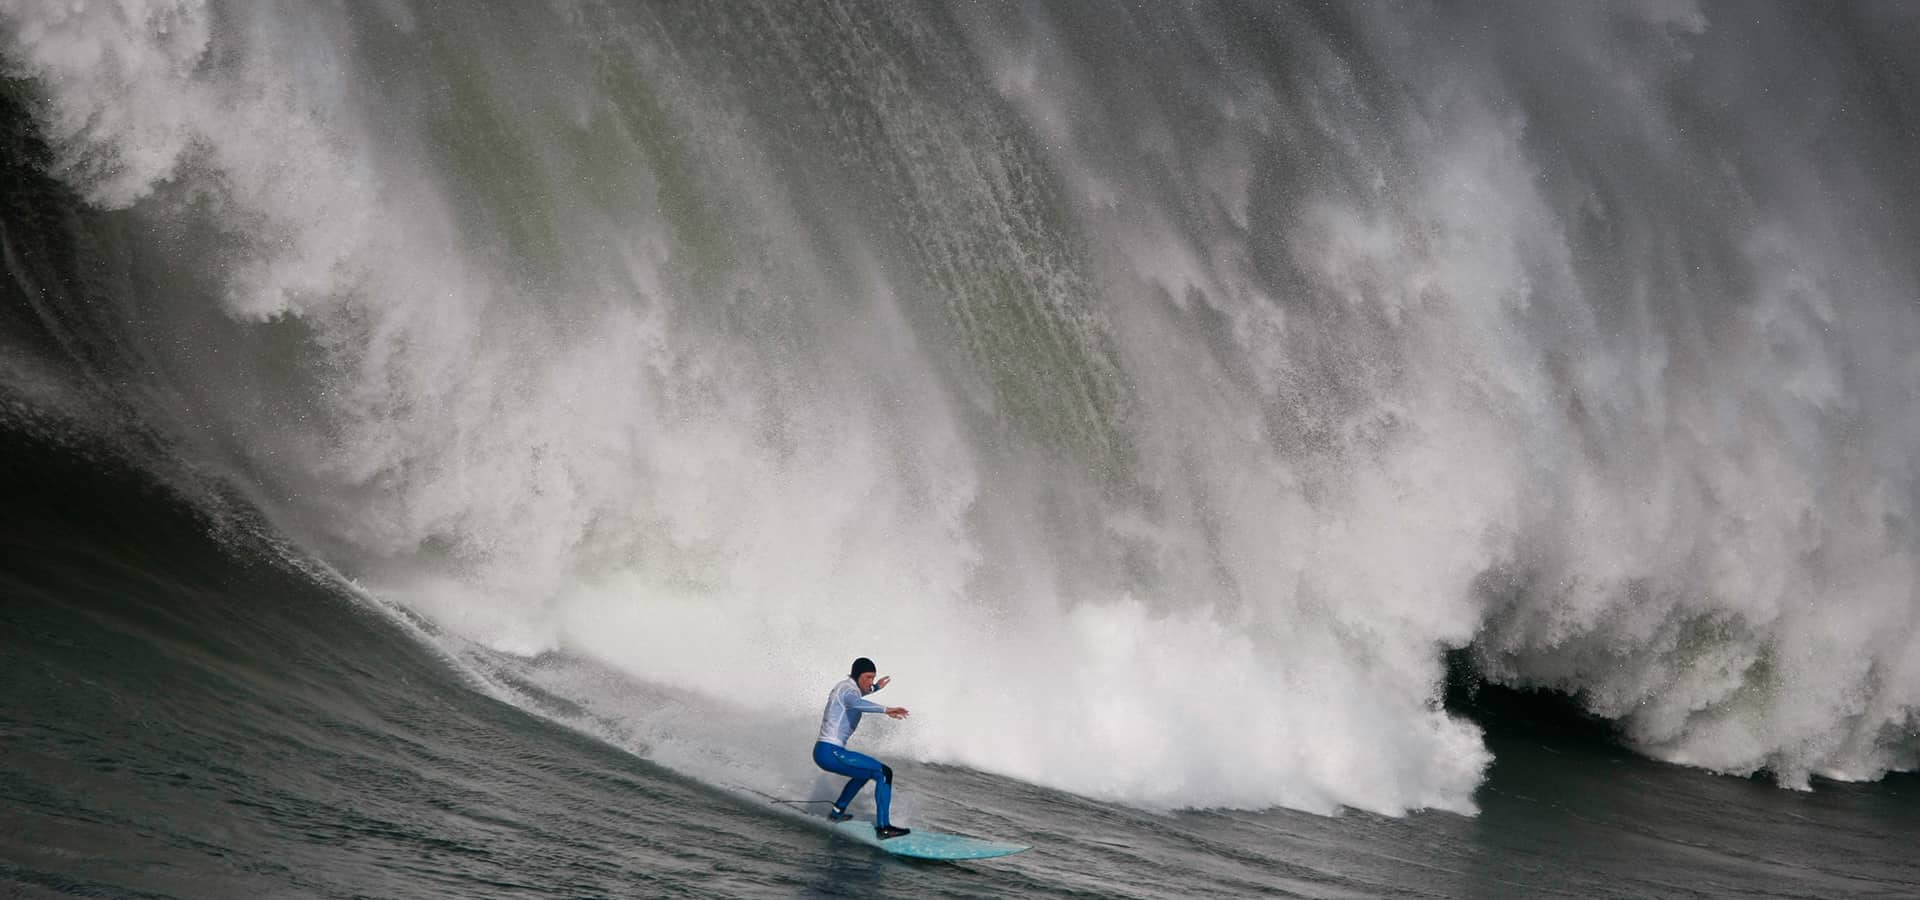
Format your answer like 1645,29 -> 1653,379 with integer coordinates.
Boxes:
813,657 -> 912,839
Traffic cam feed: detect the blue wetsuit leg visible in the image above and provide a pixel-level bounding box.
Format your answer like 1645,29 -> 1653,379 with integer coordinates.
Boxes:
812,741 -> 893,828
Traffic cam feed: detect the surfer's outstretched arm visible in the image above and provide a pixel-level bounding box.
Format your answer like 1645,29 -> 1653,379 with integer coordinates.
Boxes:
864,675 -> 905,716
852,696 -> 909,718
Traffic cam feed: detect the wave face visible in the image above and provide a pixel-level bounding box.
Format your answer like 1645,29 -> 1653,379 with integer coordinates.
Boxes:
4,0 -> 1919,812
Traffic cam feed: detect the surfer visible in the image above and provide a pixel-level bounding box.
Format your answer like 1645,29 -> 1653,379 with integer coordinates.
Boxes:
814,657 -> 912,839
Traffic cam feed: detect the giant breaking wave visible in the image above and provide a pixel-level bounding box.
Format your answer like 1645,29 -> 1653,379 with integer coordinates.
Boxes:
4,0 -> 1917,813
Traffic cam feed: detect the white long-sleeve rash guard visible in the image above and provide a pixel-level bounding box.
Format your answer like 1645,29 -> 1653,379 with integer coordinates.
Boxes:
817,677 -> 887,746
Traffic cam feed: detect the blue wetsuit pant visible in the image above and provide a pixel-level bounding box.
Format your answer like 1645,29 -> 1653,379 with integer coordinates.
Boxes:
812,741 -> 893,828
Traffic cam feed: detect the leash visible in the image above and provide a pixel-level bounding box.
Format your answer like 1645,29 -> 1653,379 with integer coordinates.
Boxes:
732,784 -> 836,808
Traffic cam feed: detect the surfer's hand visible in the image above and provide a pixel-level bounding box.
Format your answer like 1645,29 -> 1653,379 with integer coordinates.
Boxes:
885,707 -> 910,719
874,676 -> 891,691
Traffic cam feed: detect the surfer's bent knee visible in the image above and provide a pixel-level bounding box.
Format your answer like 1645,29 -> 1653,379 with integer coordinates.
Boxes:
881,764 -> 893,784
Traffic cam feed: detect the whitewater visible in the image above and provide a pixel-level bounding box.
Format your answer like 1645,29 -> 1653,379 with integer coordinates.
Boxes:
4,2 -> 1920,896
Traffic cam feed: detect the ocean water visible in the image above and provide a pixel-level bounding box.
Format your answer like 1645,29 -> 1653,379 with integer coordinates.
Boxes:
4,2 -> 1919,897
